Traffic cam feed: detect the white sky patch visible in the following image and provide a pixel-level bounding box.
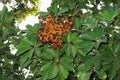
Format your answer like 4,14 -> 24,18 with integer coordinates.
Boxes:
27,1 -> 33,8
0,3 -> 4,10
81,9 -> 88,13
18,16 -> 39,30
40,0 -> 52,12
86,4 -> 94,8
18,0 -> 52,30
110,3 -> 113,6
97,4 -> 102,10
9,44 -> 17,55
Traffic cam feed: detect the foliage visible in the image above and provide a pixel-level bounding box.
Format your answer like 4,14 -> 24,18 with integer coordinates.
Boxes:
0,5 -> 22,80
0,0 -> 120,80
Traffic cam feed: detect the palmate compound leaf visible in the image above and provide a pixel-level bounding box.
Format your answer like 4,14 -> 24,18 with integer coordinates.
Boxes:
66,45 -> 78,58
0,6 -> 14,26
40,62 -> 59,80
85,56 -> 98,71
62,32 -> 81,44
77,64 -> 91,80
0,6 -> 8,23
58,64 -> 69,79
16,38 -> 33,56
73,17 -> 82,29
96,8 -> 120,22
108,64 -> 117,80
26,23 -> 42,42
19,49 -> 34,66
78,41 -> 94,56
49,64 -> 59,79
112,42 -> 120,55
97,69 -> 107,80
78,27 -> 107,55
80,27 -> 106,41
51,64 -> 69,80
62,32 -> 81,57
60,56 -> 74,71
40,52 -> 73,80
40,48 -> 56,60
52,55 -> 73,80
58,7 -> 69,16
48,3 -> 58,14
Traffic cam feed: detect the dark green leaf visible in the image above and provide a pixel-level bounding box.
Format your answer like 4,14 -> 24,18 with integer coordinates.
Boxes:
48,3 -> 58,14
97,69 -> 107,80
58,64 -> 69,79
61,56 -> 74,71
48,64 -> 58,79
40,61 -> 52,72
85,56 -> 97,71
77,64 -> 91,80
71,45 -> 77,57
16,38 -> 32,56
58,7 -> 69,15
108,65 -> 117,80
73,18 -> 82,29
19,49 -> 34,65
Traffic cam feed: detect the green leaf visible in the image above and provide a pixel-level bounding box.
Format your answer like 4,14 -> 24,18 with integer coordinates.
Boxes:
34,48 -> 41,57
65,45 -> 78,57
97,8 -> 120,22
0,6 -> 8,22
66,46 -> 71,56
80,27 -> 105,41
42,52 -> 54,60
113,42 -> 120,55
41,62 -> 58,80
108,65 -> 117,80
48,64 -> 58,79
30,62 -> 37,71
48,3 -> 58,14
94,58 -> 101,70
97,69 -> 107,80
78,49 -> 85,56
37,12 -> 48,18
85,56 -> 97,71
83,16 -> 98,28
58,64 -> 69,79
77,72 -> 91,80
67,32 -> 71,43
73,17 -> 82,29
16,38 -> 32,56
19,49 -> 34,65
71,45 -> 77,57
26,24 -> 41,42
21,59 -> 32,69
77,64 -> 91,80
41,48 -> 55,60
80,30 -> 94,40
113,57 -> 120,71
79,41 -> 93,48
58,7 -> 69,15
0,6 -> 14,27
93,27 -> 105,39
79,41 -> 94,55
26,25 -> 34,31
68,1 -> 76,10
61,56 -> 74,71
40,61 -> 52,72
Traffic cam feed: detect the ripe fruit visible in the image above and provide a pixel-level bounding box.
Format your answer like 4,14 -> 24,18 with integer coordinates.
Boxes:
38,14 -> 73,49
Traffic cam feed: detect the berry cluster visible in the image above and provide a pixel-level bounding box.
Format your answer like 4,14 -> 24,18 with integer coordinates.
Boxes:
38,14 -> 73,49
